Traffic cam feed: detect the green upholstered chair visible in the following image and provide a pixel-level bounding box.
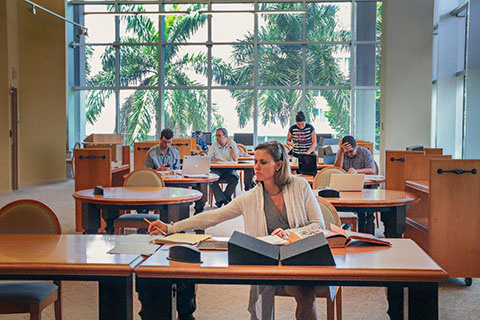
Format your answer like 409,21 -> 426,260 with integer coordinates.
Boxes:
114,168 -> 164,235
0,199 -> 61,320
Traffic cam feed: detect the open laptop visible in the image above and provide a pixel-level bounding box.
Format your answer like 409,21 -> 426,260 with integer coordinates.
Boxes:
329,174 -> 365,192
182,156 -> 211,178
297,154 -> 318,176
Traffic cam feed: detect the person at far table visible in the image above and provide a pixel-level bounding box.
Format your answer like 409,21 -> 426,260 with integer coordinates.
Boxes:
193,130 -> 208,151
208,128 -> 240,207
145,128 -> 180,171
286,110 -> 317,156
145,141 -> 326,320
334,135 -> 375,174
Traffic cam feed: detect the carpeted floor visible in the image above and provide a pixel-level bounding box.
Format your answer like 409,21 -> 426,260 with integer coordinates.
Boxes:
0,180 -> 478,319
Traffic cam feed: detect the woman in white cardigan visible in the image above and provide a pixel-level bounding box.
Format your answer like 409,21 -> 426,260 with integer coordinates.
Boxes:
148,141 -> 326,320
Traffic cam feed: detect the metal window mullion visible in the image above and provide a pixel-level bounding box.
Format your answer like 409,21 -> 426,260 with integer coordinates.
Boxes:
301,0 -> 306,114
253,0 -> 258,145
207,0 -> 212,132
350,0 -> 357,135
158,1 -> 165,137
114,1 -> 121,136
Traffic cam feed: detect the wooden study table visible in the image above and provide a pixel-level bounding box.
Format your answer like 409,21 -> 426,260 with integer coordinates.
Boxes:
317,189 -> 419,238
135,239 -> 448,320
73,187 -> 202,234
161,173 -> 219,213
0,234 -> 144,320
299,174 -> 385,186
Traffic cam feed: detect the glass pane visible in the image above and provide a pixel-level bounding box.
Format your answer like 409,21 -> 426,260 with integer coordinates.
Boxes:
119,90 -> 157,145
211,3 -> 254,43
84,5 -> 115,43
119,4 -> 159,44
306,3 -> 351,42
120,45 -> 158,86
165,4 -> 208,43
258,45 -> 302,86
354,89 -> 377,148
164,89 -> 209,137
356,1 -> 377,42
214,89 -> 253,137
356,43 -> 376,87
86,45 -> 115,87
311,89 -> 350,137
84,90 -> 116,134
164,45 -> 208,86
306,45 -> 350,86
258,3 -> 304,42
212,45 -> 253,86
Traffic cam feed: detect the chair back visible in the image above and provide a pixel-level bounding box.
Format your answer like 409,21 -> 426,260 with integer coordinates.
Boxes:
237,143 -> 248,156
317,197 -> 341,230
0,200 -> 61,234
312,167 -> 347,189
123,168 -> 165,187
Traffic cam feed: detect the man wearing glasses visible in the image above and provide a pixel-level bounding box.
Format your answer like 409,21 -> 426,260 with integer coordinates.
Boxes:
209,128 -> 240,207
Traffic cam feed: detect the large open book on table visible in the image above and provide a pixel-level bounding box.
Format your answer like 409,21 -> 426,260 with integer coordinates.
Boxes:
289,224 -> 391,248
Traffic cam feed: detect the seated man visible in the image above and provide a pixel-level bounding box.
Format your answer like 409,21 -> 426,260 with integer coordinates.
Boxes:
209,128 -> 239,207
145,128 -> 180,171
193,130 -> 209,151
334,135 -> 375,174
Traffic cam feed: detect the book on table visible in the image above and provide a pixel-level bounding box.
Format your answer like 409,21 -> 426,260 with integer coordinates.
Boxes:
289,224 -> 391,248
151,233 -> 211,245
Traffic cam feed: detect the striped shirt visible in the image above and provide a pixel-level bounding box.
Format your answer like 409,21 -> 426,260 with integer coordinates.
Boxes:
288,123 -> 315,154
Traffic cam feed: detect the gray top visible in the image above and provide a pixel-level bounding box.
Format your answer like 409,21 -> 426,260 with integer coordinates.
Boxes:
145,144 -> 180,170
263,186 -> 289,235
208,141 -> 239,163
337,146 -> 375,171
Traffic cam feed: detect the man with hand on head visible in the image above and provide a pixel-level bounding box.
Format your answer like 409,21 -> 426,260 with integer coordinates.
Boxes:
145,128 -> 180,171
334,135 -> 375,174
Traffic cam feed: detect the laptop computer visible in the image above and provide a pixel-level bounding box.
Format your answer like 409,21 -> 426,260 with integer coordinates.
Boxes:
182,156 -> 211,178
297,154 -> 318,176
329,174 -> 365,192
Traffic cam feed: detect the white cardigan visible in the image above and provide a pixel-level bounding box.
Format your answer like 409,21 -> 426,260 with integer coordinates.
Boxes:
168,176 -> 325,320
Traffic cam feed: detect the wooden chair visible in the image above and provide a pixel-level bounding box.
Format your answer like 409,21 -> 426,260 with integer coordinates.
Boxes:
313,167 -> 357,231
113,168 -> 164,235
66,141 -> 81,178
274,197 -> 342,320
0,199 -> 62,320
237,143 -> 249,156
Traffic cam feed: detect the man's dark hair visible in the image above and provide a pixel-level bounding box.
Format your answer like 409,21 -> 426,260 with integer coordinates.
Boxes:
295,111 -> 306,122
160,128 -> 174,140
216,127 -> 228,136
194,130 -> 203,136
342,135 -> 356,148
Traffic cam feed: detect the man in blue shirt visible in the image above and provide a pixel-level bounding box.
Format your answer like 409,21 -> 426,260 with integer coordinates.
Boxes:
334,135 -> 375,174
209,128 -> 239,207
193,130 -> 209,151
145,128 -> 180,170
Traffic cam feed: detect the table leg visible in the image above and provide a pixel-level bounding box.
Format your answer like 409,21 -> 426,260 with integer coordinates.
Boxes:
386,284 -> 404,320
365,213 -> 375,235
243,168 -> 254,190
357,212 -> 366,233
381,206 -> 406,238
81,203 -> 101,234
101,208 -> 120,235
136,278 -> 177,320
408,282 -> 439,320
167,203 -> 191,223
99,276 -> 133,320
193,183 -> 207,214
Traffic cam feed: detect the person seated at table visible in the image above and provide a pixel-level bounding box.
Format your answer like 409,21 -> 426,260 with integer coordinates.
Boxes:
286,110 -> 317,156
334,135 -> 375,174
147,141 -> 326,320
208,127 -> 240,207
193,130 -> 209,151
145,128 -> 180,171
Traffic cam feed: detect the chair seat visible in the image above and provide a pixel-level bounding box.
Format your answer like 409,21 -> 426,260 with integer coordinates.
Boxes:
0,282 -> 58,303
114,213 -> 159,222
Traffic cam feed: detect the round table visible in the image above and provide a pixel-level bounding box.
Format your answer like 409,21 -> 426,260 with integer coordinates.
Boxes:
73,187 -> 202,234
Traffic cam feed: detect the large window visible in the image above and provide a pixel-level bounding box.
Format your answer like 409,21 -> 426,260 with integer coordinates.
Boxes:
68,0 -> 381,147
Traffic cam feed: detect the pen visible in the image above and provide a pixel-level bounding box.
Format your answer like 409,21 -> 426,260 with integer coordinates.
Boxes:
143,218 -> 167,235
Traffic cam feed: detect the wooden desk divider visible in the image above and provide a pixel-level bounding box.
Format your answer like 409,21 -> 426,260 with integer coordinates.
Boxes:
424,148 -> 443,155
356,141 -> 374,155
385,150 -> 424,191
172,138 -> 197,161
133,141 -> 159,170
428,159 -> 480,279
83,133 -> 123,162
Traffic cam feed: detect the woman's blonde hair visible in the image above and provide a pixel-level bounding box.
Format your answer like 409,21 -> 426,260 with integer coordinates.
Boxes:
255,141 -> 293,189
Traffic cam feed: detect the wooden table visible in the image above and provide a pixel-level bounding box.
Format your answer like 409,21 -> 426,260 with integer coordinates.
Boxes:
135,239 -> 448,320
73,187 -> 202,234
0,234 -> 144,320
161,173 -> 219,213
299,174 -> 385,186
317,189 -> 419,238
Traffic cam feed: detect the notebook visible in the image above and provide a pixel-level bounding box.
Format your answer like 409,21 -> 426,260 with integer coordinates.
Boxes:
329,174 -> 365,192
182,156 -> 211,178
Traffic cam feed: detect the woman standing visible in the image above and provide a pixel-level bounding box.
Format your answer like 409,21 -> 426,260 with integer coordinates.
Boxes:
145,141 -> 325,320
286,111 -> 317,155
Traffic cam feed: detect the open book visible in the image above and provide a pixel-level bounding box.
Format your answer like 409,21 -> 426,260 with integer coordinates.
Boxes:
289,224 -> 391,248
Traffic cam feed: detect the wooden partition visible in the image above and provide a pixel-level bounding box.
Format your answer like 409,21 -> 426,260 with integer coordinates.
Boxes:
172,138 -> 197,160
424,148 -> 443,155
133,141 -> 158,170
385,150 -> 424,191
357,141 -> 374,155
428,160 -> 480,278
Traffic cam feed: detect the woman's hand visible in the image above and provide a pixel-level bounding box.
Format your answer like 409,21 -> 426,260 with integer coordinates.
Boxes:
148,220 -> 168,235
271,228 -> 287,239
